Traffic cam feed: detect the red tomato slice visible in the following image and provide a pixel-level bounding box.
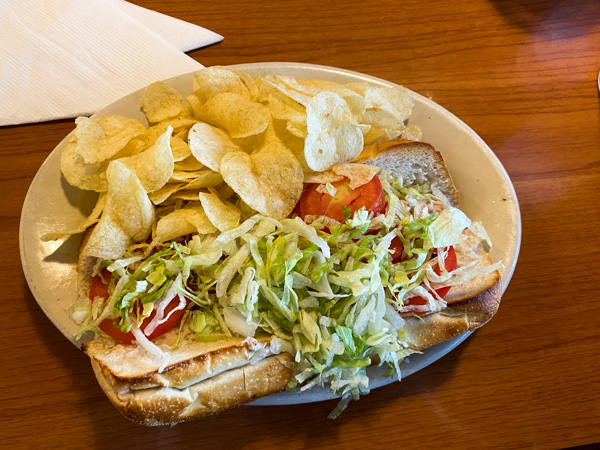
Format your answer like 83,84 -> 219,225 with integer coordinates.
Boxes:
401,246 -> 457,314
390,236 -> 405,262
89,268 -> 111,303
89,269 -> 188,344
433,246 -> 457,298
297,176 -> 386,223
142,299 -> 188,342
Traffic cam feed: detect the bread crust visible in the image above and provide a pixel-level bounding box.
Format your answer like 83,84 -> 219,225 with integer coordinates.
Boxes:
85,331 -> 280,390
404,279 -> 502,351
361,140 -> 460,206
92,354 -> 294,426
444,255 -> 500,304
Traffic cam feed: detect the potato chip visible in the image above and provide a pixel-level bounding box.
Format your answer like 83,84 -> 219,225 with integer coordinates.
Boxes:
155,204 -> 176,217
267,91 -> 306,123
188,123 -> 241,171
220,135 -> 303,220
286,120 -> 307,139
238,199 -> 258,221
331,163 -> 380,189
42,193 -> 106,241
175,128 -> 190,142
304,92 -> 364,172
362,126 -> 387,144
156,204 -> 217,241
180,102 -> 194,117
231,133 -> 266,155
216,183 -> 235,200
61,70 -> 422,253
170,135 -> 192,161
357,123 -> 371,135
182,171 -> 224,190
156,199 -> 178,209
303,171 -> 344,184
107,161 -> 155,240
186,92 -> 203,118
147,117 -> 196,146
146,123 -> 168,146
263,76 -> 366,120
255,76 -> 278,103
82,161 -> 155,258
148,183 -> 185,205
169,169 -> 207,183
362,109 -> 404,130
198,192 -> 241,232
364,85 -> 414,123
237,69 -> 259,101
120,136 -> 147,156
156,210 -> 197,241
343,82 -> 368,96
80,217 -> 131,260
60,139 -> 111,192
192,66 -> 253,102
141,81 -> 183,123
182,204 -> 218,234
163,115 -> 198,133
199,93 -> 270,139
73,115 -> 146,164
118,126 -> 174,193
174,156 -> 204,172
276,77 -> 366,118
262,76 -> 313,106
169,190 -> 203,201
364,126 -> 404,144
60,134 -> 141,193
400,124 -> 422,141
271,120 -> 310,173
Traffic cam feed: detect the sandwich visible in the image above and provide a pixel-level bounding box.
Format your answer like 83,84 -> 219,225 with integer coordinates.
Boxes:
48,67 -> 503,426
76,140 -> 502,425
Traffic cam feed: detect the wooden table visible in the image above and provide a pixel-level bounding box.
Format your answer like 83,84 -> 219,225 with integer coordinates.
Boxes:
2,0 -> 599,448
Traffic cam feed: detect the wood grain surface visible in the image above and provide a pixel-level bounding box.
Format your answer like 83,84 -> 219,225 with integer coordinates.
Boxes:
2,0 -> 599,449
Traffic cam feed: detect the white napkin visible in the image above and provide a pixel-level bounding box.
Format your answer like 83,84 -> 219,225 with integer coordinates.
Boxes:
0,0 -> 222,126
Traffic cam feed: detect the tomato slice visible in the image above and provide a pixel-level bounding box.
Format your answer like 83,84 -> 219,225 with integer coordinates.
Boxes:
89,268 -> 111,304
433,246 -> 457,298
89,269 -> 188,344
390,236 -> 405,262
297,176 -> 386,222
142,299 -> 188,342
400,246 -> 457,314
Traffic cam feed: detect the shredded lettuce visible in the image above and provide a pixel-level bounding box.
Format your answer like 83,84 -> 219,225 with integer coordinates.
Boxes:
427,206 -> 470,249
75,171 -> 501,417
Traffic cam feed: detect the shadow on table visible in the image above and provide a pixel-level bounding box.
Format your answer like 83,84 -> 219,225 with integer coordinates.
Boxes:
489,0 -> 600,35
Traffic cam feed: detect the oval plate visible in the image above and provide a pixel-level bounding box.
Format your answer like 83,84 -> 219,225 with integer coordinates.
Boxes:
20,62 -> 521,406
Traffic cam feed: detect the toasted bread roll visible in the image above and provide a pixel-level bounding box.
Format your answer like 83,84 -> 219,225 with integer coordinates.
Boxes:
404,279 -> 502,351
84,327 -> 294,425
361,140 -> 460,206
91,353 -> 293,426
84,329 -> 285,390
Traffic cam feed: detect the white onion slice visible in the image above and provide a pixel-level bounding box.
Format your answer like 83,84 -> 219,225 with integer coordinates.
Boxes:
131,326 -> 171,373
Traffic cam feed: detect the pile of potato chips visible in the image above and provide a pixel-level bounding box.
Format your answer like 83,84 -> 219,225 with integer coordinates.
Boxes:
51,66 -> 421,260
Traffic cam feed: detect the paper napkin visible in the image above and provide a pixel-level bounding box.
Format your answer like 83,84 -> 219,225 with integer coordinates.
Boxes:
0,0 -> 222,126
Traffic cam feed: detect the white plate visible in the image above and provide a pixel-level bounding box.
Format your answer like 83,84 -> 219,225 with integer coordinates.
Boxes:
19,62 -> 521,406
